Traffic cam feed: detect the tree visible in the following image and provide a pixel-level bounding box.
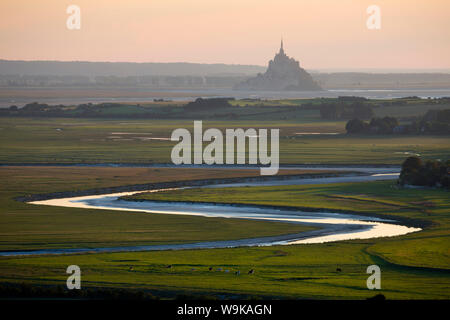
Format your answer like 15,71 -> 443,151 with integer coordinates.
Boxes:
346,118 -> 367,134
402,156 -> 423,171
399,156 -> 449,188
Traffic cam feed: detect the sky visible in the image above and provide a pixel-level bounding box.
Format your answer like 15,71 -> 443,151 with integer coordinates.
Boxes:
1,0 -> 449,70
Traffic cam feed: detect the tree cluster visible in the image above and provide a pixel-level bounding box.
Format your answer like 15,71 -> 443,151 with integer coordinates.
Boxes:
398,156 -> 449,188
346,117 -> 398,134
409,109 -> 450,134
184,98 -> 234,110
319,101 -> 374,120
345,109 -> 450,135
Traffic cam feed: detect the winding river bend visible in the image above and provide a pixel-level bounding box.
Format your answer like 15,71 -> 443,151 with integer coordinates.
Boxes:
1,166 -> 421,256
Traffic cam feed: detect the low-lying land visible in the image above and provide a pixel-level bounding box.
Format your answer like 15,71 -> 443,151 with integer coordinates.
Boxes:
0,96 -> 448,300
1,168 -> 449,299
0,117 -> 449,165
1,97 -> 448,165
0,167 -> 317,251
126,180 -> 450,270
2,97 -> 450,121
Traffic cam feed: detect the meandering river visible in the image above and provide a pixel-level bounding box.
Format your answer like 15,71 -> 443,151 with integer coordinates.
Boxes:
0,166 -> 421,256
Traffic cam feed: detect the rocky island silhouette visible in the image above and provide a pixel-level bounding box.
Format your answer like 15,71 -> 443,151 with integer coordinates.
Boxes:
234,40 -> 322,91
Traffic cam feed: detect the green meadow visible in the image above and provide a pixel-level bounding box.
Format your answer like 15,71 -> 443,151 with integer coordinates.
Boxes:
0,117 -> 448,164
127,180 -> 450,270
0,97 -> 448,299
1,170 -> 449,299
0,167 -> 314,251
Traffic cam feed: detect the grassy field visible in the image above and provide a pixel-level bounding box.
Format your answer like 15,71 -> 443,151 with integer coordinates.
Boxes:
1,117 -> 449,164
1,176 -> 449,299
0,167 -> 316,251
0,98 -> 448,299
127,180 -> 450,270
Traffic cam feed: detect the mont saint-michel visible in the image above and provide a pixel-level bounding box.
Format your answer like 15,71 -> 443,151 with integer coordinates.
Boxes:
234,40 -> 322,91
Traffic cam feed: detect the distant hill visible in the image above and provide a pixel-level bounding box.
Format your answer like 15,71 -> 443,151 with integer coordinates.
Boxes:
1,59 -> 450,90
313,72 -> 450,89
0,60 -> 265,77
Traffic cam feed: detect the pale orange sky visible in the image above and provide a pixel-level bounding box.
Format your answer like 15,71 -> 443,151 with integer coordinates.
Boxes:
1,0 -> 449,70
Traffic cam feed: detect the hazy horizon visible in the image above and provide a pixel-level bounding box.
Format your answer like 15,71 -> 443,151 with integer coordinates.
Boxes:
1,0 -> 449,70
1,59 -> 450,75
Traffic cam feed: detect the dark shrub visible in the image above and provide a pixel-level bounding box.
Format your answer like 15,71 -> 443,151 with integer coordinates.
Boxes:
399,156 -> 449,188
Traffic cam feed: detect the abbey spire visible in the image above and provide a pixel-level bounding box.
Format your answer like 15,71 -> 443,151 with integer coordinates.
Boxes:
234,40 -> 322,91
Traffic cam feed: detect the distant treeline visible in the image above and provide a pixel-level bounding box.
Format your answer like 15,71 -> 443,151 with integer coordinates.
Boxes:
185,97 -> 234,110
0,98 -> 237,119
1,102 -> 158,118
301,96 -> 373,120
345,109 -> 450,135
319,103 -> 374,120
0,60 -> 264,77
315,96 -> 450,121
313,72 -> 450,89
2,97 -> 450,122
0,74 -> 250,88
398,156 -> 449,188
